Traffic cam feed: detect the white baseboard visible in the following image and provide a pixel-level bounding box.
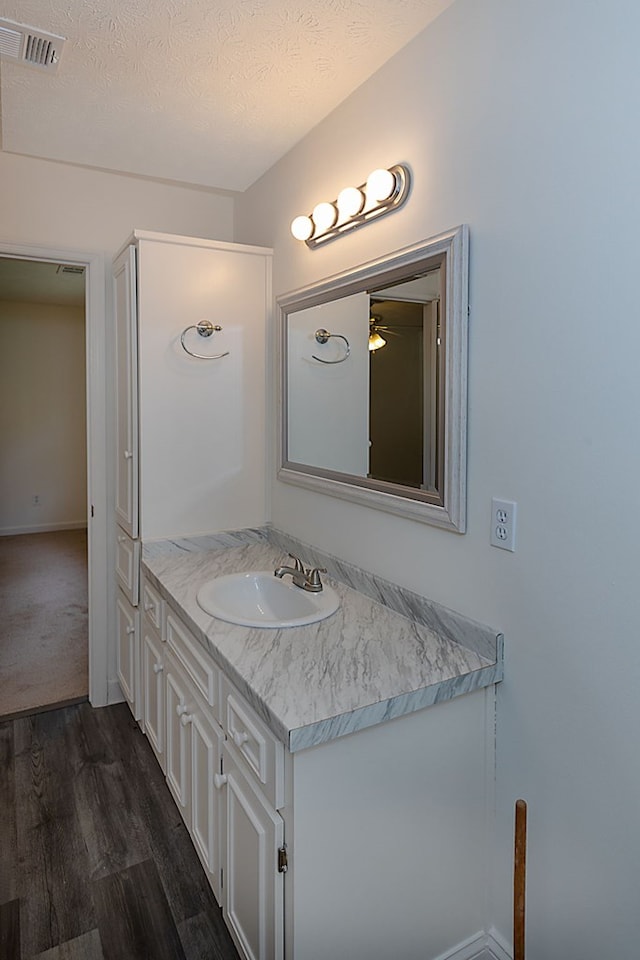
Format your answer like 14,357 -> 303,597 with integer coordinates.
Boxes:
107,680 -> 125,705
431,929 -> 512,960
430,931 -> 492,960
0,521 -> 87,536
485,928 -> 512,960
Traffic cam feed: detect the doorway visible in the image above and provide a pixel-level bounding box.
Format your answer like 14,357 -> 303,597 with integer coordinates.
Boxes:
0,257 -> 88,717
0,241 -> 108,712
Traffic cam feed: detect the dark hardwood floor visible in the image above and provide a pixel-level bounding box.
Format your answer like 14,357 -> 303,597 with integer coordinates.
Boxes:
0,701 -> 241,960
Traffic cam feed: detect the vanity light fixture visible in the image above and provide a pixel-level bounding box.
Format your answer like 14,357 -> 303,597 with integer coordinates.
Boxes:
291,164 -> 411,248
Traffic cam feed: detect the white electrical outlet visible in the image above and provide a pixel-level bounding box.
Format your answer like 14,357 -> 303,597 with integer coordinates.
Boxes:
490,497 -> 517,551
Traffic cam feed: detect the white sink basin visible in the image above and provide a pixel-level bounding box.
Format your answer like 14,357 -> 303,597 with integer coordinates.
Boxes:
196,571 -> 340,628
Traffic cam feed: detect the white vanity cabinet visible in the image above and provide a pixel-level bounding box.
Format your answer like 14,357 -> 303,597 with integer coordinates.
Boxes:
129,586 -> 494,960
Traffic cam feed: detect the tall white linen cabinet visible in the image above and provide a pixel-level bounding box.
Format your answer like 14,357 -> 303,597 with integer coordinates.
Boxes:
112,230 -> 272,721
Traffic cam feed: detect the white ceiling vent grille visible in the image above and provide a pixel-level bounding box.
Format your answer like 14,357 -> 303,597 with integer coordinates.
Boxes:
57,265 -> 85,275
0,18 -> 65,71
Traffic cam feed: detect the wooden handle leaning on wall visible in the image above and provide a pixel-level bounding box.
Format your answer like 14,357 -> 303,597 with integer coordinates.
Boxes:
514,799 -> 528,960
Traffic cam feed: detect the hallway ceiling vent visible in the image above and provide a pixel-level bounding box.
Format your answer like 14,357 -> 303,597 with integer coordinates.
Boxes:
57,265 -> 85,276
0,18 -> 65,72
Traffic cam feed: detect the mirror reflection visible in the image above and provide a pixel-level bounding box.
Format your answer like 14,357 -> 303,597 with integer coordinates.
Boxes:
278,226 -> 468,531
287,266 -> 442,493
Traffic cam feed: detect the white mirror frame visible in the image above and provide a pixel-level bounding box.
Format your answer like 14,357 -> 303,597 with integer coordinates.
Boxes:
277,225 -> 469,532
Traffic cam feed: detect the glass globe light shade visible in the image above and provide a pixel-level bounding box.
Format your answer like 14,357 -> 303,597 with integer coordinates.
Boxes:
312,202 -> 338,233
291,215 -> 314,241
337,186 -> 365,220
366,168 -> 397,204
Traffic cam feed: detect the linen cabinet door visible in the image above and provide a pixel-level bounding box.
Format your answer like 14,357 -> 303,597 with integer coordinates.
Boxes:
220,741 -> 284,960
113,244 -> 139,538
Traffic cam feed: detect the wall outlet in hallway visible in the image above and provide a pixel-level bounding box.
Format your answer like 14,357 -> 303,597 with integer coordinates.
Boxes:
32,494 -> 40,505
490,497 -> 517,551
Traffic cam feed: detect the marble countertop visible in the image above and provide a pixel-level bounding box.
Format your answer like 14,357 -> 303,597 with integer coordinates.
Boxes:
142,530 -> 503,752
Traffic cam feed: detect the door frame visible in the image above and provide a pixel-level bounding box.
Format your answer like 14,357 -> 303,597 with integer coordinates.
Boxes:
0,239 -> 109,706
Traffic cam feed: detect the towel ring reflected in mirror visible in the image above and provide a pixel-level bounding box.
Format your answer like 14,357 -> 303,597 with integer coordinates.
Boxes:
312,328 -> 351,364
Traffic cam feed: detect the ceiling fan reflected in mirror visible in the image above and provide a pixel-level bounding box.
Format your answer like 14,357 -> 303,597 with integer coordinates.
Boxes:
368,315 -> 387,352
369,313 -> 403,352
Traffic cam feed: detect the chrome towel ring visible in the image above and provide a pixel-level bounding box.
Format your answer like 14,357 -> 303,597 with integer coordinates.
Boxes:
180,320 -> 230,359
312,328 -> 351,364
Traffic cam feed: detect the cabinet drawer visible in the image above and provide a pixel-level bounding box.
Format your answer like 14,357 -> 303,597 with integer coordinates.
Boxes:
142,578 -> 163,634
222,677 -> 284,810
116,527 -> 140,605
166,611 -> 220,713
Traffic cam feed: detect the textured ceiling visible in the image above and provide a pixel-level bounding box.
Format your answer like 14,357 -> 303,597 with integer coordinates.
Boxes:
0,0 -> 453,192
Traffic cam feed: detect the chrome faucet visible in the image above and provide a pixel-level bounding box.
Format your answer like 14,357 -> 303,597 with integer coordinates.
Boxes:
274,553 -> 326,592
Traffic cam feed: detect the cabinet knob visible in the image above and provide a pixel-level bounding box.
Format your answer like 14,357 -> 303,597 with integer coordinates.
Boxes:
180,712 -> 193,727
233,730 -> 249,748
124,450 -> 133,460
117,535 -> 126,543
176,703 -> 188,717
213,773 -> 228,790
126,625 -> 135,635
153,662 -> 163,674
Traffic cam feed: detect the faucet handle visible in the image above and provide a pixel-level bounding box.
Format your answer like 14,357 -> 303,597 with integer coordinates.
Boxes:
306,567 -> 327,590
288,553 -> 305,572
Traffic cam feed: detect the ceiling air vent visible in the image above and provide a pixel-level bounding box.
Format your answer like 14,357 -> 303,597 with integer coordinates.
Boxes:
57,265 -> 85,276
0,18 -> 65,72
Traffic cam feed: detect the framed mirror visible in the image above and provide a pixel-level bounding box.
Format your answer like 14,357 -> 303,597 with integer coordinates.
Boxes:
277,225 -> 468,531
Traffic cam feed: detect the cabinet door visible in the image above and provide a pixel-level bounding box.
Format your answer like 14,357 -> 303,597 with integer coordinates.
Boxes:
113,245 -> 139,538
142,627 -> 165,770
165,659 -> 192,827
191,707 -> 225,900
116,590 -> 140,721
221,742 -> 284,960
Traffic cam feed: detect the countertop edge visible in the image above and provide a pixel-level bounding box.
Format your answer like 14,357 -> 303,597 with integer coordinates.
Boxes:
287,657 -> 504,752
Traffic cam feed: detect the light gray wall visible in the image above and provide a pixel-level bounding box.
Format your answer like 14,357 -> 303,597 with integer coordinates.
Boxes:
0,151 -> 235,253
0,301 -> 87,534
235,0 -> 640,956
0,151 -> 236,699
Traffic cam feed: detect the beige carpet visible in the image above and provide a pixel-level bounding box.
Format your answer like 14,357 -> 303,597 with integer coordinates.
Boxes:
0,528 -> 88,720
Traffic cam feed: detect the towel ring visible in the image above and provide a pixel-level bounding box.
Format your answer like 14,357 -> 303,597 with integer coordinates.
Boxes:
180,320 -> 229,359
312,328 -> 351,364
